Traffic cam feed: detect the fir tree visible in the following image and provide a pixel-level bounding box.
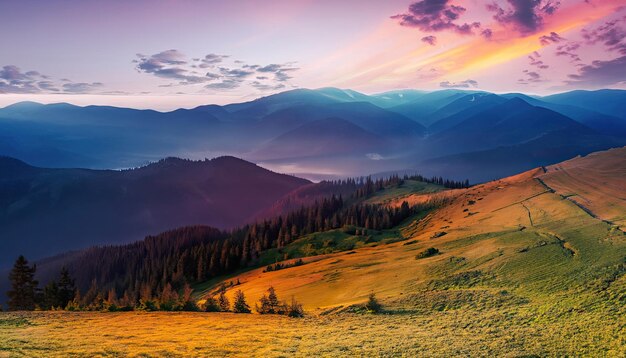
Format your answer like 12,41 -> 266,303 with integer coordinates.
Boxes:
232,289 -> 251,313
217,284 -> 230,312
42,280 -> 60,310
57,267 -> 76,309
7,256 -> 38,311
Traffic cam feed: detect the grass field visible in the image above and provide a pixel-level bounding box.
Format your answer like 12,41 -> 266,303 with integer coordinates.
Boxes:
2,150 -> 625,357
1,296 -> 624,358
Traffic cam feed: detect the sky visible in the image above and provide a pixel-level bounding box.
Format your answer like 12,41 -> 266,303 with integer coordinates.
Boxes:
1,0 -> 625,110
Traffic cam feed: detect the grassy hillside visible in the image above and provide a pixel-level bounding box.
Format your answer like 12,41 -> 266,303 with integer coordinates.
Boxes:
2,148 -> 625,356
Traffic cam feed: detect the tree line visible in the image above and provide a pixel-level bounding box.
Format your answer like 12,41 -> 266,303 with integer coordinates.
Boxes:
5,257 -> 304,317
5,172 -> 464,311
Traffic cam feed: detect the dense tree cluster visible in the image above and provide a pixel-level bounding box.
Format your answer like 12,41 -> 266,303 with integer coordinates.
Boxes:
6,173 -> 462,311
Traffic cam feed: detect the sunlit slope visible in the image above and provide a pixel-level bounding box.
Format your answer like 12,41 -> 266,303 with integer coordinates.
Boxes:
539,146 -> 626,231
212,152 -> 626,311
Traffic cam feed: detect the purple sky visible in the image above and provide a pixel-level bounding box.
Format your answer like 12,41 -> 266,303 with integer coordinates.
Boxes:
1,0 -> 625,109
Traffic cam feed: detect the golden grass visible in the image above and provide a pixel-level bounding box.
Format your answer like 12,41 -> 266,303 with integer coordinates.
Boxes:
540,147 -> 626,230
1,304 -> 624,357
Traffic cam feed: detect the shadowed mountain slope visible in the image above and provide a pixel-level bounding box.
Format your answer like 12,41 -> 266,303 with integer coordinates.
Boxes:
0,156 -> 310,266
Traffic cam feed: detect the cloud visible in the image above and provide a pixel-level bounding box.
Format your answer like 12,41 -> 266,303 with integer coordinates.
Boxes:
528,51 -> 549,69
37,81 -> 60,92
439,79 -> 478,88
555,42 -> 582,62
256,63 -> 299,82
421,35 -> 437,45
581,17 -> 626,55
487,0 -> 561,35
566,55 -> 626,87
62,82 -> 104,93
366,153 -> 384,161
518,69 -> 544,84
205,79 -> 243,90
0,65 -> 107,94
481,28 -> 493,39
135,50 -> 216,85
539,31 -> 564,45
250,81 -> 286,91
0,65 -> 41,93
391,0 -> 481,35
136,50 -> 299,92
218,67 -> 254,79
197,53 -> 229,68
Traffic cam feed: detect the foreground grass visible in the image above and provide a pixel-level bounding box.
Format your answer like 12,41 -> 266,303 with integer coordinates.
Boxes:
1,295 -> 623,358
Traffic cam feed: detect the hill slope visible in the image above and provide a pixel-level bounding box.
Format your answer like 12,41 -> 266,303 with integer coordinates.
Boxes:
209,148 -> 625,352
0,156 -> 310,266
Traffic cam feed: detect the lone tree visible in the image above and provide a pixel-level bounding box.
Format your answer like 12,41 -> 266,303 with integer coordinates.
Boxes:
232,290 -> 251,313
7,255 -> 38,311
217,284 -> 230,312
365,293 -> 382,313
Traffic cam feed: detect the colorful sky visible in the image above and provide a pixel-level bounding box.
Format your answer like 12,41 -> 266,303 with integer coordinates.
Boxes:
1,0 -> 625,110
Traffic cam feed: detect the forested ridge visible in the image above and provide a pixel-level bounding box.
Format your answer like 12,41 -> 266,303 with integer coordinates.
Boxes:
6,174 -> 467,311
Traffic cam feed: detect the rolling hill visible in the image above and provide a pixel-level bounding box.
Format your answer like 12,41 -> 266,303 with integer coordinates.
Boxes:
16,147 -> 625,356
0,155 -> 310,267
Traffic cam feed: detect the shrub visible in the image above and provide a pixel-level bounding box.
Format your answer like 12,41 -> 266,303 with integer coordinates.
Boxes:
365,293 -> 382,313
286,297 -> 304,318
137,298 -> 158,311
416,247 -> 440,259
204,297 -> 220,312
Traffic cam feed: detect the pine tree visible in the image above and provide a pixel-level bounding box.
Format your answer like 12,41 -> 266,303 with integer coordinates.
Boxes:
267,286 -> 280,314
7,256 -> 38,311
42,280 -> 60,310
365,293 -> 382,313
217,284 -> 230,312
256,294 -> 271,314
159,283 -> 177,311
57,267 -> 76,309
232,289 -> 251,313
180,283 -> 199,311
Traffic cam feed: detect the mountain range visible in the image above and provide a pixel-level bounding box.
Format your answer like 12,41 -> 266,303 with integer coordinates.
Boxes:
2,88 -> 625,182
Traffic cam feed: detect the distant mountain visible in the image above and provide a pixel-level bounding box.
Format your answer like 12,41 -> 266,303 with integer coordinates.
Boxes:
427,93 -> 507,133
417,130 -> 626,183
0,102 -> 223,168
1,87 -> 626,183
252,117 -> 386,160
426,98 -> 593,157
543,89 -> 626,120
386,89 -> 485,126
502,93 -> 626,136
0,156 -> 310,267
257,101 -> 425,140
368,89 -> 428,108
223,88 -> 341,120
